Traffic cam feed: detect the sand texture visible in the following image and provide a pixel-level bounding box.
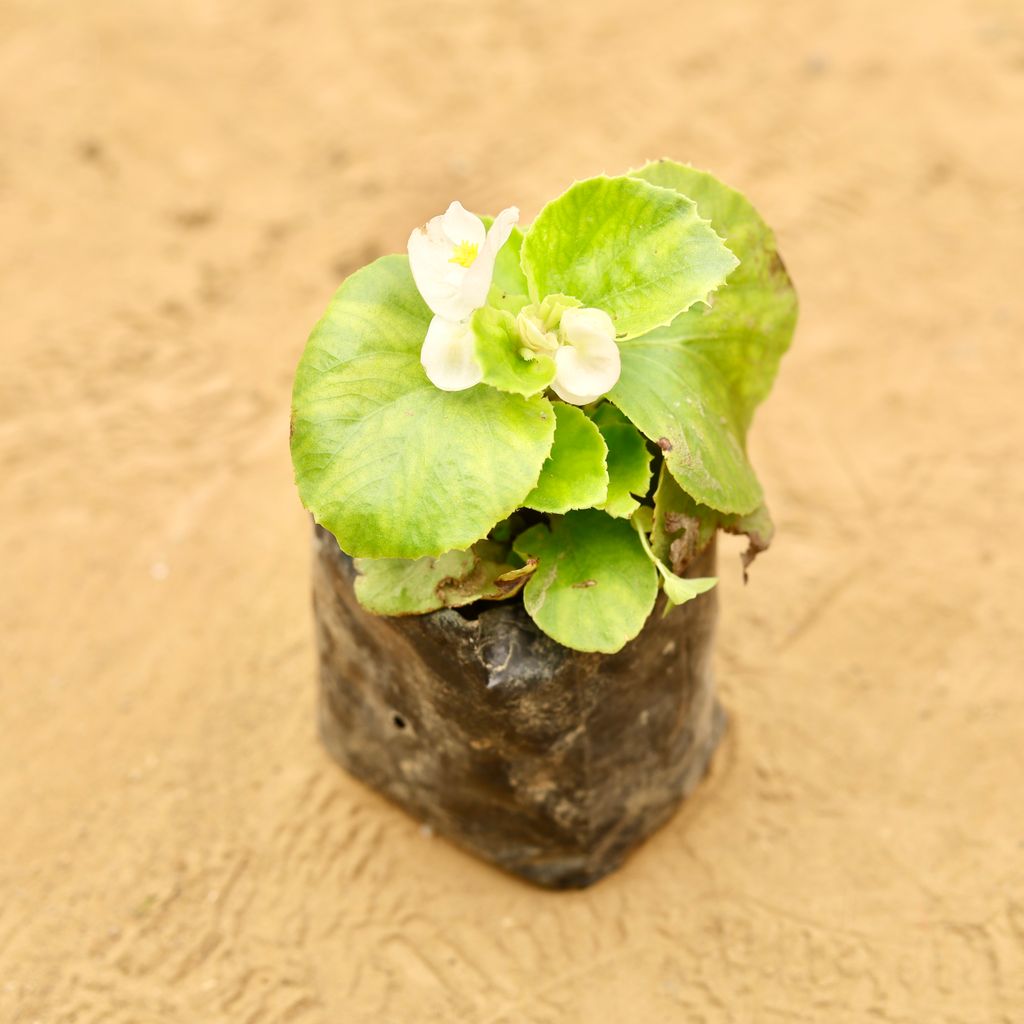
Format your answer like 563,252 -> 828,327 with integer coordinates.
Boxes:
2,0 -> 1023,1020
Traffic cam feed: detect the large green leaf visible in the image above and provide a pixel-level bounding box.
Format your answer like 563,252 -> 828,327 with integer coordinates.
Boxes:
291,255 -> 556,558
520,175 -> 738,339
525,403 -> 609,514
513,510 -> 658,653
607,162 -> 797,514
607,165 -> 796,514
631,161 -> 798,431
610,336 -> 763,513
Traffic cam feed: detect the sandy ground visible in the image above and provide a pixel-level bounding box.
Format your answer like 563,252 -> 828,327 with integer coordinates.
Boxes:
3,0 -> 1024,1020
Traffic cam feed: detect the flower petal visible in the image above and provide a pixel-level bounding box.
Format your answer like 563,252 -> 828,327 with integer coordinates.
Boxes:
441,201 -> 486,248
409,203 -> 518,322
553,306 -> 620,404
549,378 -> 604,406
461,205 -> 520,310
421,315 -> 483,391
408,217 -> 475,322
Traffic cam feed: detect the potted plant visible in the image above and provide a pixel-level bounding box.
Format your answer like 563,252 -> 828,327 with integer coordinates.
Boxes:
290,160 -> 797,888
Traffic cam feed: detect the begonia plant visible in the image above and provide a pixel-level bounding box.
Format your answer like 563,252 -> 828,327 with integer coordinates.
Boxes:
291,160 -> 797,653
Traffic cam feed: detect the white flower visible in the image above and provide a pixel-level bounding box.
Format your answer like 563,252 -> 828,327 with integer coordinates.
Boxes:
518,304 -> 621,406
408,201 -> 519,322
552,307 -> 620,405
408,201 -> 519,391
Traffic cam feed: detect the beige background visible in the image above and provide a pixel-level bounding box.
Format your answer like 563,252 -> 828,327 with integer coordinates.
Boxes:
3,0 -> 1023,1020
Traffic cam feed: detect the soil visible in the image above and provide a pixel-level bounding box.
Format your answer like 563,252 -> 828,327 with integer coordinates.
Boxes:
2,1 -> 1023,1021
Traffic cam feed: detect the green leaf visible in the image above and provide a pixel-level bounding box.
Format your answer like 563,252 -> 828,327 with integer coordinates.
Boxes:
610,334 -> 763,513
485,288 -> 529,315
652,463 -> 774,578
608,161 -> 797,514
630,161 -> 797,432
520,175 -> 738,339
354,549 -> 473,615
631,504 -> 653,534
660,572 -> 718,608
589,401 -> 631,430
488,514 -> 524,546
480,215 -> 529,297
354,541 -> 524,616
513,510 -> 658,653
595,420 -> 652,518
634,513 -> 717,610
291,255 -> 556,559
472,305 -> 556,397
525,403 -> 609,514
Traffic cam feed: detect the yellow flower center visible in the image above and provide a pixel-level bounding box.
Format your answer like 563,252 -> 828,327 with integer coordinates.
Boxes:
449,240 -> 479,268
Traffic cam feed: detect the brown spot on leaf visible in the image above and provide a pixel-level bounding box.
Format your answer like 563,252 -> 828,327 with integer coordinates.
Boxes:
658,437 -> 673,451
572,579 -> 597,589
664,511 -> 695,536
434,574 -> 463,597
667,515 -> 701,574
768,249 -> 791,281
668,539 -> 690,576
